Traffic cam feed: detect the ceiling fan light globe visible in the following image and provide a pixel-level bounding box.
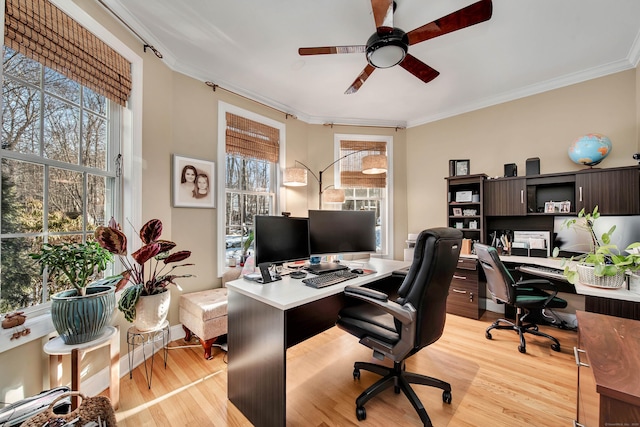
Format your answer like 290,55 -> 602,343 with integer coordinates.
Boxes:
366,28 -> 408,69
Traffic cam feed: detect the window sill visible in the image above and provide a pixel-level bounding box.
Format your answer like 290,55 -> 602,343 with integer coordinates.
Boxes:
0,310 -> 55,354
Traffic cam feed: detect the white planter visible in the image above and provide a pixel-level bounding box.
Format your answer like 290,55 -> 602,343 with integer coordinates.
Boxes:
576,264 -> 625,289
133,291 -> 171,331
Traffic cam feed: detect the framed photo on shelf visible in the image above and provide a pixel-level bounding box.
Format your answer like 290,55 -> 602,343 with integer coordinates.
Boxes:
456,160 -> 470,176
452,207 -> 462,216
448,159 -> 471,176
544,201 -> 555,213
172,155 -> 216,208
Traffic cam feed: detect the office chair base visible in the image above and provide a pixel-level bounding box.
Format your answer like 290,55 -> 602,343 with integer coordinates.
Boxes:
353,360 -> 451,426
485,318 -> 561,353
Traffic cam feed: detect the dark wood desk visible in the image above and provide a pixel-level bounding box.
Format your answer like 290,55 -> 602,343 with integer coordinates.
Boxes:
575,311 -> 640,426
226,258 -> 409,427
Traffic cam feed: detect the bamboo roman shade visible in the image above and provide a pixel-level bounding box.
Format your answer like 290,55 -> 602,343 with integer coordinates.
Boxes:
4,0 -> 132,106
225,112 -> 280,163
340,140 -> 387,188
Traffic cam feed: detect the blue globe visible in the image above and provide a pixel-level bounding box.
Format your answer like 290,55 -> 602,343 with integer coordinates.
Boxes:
568,133 -> 612,166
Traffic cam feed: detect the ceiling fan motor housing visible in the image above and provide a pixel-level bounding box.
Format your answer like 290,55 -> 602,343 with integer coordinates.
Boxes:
366,27 -> 409,68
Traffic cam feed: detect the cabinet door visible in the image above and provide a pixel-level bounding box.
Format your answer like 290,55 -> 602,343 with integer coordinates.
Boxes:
576,169 -> 640,214
483,178 -> 527,216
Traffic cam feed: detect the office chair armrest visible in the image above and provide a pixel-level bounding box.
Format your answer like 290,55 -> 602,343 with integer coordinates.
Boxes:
515,278 -> 559,307
344,286 -> 415,325
515,279 -> 558,293
344,285 -> 388,302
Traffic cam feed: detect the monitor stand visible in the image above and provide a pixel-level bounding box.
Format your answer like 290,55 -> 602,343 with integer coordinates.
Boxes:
305,262 -> 348,275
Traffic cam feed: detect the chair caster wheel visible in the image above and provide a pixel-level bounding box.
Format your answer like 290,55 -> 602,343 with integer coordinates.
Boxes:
443,390 -> 452,404
485,331 -> 492,340
356,406 -> 366,421
551,343 -> 561,352
518,345 -> 526,353
353,368 -> 360,380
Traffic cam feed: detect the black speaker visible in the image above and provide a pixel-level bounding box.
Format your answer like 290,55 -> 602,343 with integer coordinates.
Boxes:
504,163 -> 517,177
526,157 -> 540,176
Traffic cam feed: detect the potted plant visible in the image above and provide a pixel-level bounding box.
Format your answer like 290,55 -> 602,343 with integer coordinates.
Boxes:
240,229 -> 254,266
29,241 -> 120,344
95,218 -> 193,331
553,206 -> 640,287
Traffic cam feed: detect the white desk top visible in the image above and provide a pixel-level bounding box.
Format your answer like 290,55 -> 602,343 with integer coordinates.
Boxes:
226,258 -> 410,310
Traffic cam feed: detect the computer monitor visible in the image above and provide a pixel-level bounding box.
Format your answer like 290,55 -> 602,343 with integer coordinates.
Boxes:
553,215 -> 640,257
254,215 -> 310,266
308,209 -> 377,256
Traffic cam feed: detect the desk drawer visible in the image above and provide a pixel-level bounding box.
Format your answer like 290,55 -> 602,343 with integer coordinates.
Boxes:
456,257 -> 477,271
447,262 -> 485,320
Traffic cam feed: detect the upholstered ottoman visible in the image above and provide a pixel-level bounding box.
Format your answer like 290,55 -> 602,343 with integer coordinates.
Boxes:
179,288 -> 228,359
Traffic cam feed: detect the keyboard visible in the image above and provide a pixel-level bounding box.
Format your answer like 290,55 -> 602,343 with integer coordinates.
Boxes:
302,270 -> 359,289
517,265 -> 568,282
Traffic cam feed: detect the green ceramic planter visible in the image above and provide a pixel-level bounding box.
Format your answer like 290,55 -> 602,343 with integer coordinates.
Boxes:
50,285 -> 116,344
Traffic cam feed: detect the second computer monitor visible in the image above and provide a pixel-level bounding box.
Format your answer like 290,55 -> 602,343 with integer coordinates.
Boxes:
308,209 -> 377,256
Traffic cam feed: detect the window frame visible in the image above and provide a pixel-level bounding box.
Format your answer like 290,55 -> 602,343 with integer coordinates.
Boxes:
217,102 -> 286,275
333,133 -> 393,258
0,0 -> 142,353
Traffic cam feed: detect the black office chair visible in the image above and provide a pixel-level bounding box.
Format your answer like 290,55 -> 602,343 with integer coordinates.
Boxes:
337,228 -> 463,426
475,243 -> 567,354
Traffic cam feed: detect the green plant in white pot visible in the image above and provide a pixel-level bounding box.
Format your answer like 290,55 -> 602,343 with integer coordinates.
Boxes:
30,241 -> 121,344
95,218 -> 194,331
553,206 -> 640,287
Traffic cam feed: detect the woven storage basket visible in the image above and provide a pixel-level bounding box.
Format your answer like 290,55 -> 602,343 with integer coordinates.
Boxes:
21,392 -> 116,427
577,263 -> 625,289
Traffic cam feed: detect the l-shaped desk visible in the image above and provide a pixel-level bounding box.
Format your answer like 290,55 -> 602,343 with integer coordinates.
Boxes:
465,253 -> 640,318
226,257 -> 410,427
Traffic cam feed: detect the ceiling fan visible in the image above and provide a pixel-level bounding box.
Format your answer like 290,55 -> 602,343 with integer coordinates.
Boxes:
298,0 -> 493,94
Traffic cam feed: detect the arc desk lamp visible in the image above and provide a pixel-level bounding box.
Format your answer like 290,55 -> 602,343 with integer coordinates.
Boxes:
283,150 -> 387,209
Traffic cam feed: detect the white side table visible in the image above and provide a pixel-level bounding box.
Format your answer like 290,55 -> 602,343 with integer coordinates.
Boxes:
126,320 -> 170,389
43,325 -> 119,410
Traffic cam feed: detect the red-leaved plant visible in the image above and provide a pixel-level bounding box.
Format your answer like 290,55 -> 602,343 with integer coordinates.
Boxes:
95,218 -> 194,321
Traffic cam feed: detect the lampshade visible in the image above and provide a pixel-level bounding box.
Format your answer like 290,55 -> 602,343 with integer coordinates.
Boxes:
323,188 -> 345,204
362,154 -> 388,174
283,167 -> 307,186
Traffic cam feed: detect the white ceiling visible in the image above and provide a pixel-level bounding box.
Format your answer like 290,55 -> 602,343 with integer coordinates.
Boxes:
101,0 -> 640,128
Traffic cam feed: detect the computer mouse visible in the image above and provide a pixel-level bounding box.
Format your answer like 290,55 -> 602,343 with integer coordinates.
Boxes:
290,271 -> 307,279
351,268 -> 364,274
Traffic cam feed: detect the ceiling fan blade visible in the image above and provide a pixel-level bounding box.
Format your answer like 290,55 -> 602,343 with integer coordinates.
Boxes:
407,0 -> 493,45
345,64 -> 376,94
299,46 -> 366,56
399,54 -> 440,84
371,0 -> 394,29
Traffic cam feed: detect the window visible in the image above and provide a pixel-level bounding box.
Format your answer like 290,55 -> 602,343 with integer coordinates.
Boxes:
334,134 -> 393,257
1,47 -> 121,313
217,103 -> 286,273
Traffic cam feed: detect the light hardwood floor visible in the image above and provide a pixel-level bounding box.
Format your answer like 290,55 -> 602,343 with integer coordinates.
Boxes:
110,311 -> 578,426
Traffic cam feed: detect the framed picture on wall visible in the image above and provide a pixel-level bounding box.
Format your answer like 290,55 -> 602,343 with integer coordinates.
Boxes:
172,155 -> 216,208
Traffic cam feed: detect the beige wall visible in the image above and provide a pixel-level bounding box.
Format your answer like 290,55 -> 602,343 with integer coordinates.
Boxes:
1,0 -> 638,403
406,69 -> 638,234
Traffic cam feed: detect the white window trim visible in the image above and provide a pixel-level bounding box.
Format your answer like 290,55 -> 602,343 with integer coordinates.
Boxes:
217,102 -> 286,276
333,133 -> 394,259
0,0 -> 143,354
